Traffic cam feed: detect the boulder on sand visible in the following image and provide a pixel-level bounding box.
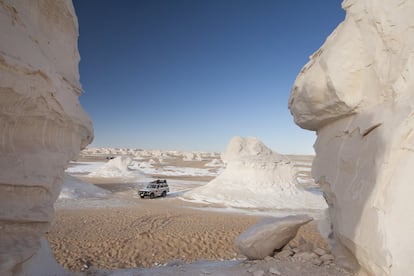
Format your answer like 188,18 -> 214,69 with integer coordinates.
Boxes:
236,215 -> 313,260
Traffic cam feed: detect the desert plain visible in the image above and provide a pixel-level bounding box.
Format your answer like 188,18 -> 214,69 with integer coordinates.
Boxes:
48,149 -> 351,275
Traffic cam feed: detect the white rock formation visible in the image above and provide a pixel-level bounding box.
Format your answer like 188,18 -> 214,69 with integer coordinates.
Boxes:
0,1 -> 92,275
236,215 -> 312,260
204,158 -> 223,167
184,137 -> 327,210
88,156 -> 146,180
289,0 -> 414,275
182,152 -> 196,161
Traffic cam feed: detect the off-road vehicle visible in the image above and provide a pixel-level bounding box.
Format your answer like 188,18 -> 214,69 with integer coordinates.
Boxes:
138,179 -> 169,199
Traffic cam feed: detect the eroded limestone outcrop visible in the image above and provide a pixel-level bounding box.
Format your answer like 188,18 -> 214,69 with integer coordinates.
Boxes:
184,136 -> 327,210
289,0 -> 414,275
0,0 -> 92,274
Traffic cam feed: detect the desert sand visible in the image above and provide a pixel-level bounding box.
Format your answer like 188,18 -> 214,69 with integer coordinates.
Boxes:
47,150 -> 352,275
49,193 -> 331,273
48,196 -> 259,271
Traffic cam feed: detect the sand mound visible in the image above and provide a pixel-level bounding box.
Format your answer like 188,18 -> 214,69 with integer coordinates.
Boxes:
184,137 -> 327,210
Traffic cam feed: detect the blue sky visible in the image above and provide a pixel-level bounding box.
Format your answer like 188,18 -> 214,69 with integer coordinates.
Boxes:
73,0 -> 345,154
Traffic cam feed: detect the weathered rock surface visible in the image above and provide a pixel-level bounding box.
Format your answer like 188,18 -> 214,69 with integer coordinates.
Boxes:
236,215 -> 312,260
0,0 -> 92,275
289,0 -> 414,275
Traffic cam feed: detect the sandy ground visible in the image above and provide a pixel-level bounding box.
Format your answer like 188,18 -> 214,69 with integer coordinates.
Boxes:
50,155 -> 352,275
49,196 -> 338,274
48,197 -> 260,271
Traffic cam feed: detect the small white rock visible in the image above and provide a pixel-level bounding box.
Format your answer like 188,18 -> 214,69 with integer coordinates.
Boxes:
294,252 -> 318,261
276,250 -> 293,259
269,267 -> 282,275
320,254 -> 334,261
313,247 -> 328,256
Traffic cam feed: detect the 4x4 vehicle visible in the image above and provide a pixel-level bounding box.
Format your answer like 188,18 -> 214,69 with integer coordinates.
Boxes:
138,179 -> 169,199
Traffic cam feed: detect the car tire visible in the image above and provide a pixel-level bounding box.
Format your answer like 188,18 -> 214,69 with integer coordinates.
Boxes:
162,191 -> 167,197
150,193 -> 155,199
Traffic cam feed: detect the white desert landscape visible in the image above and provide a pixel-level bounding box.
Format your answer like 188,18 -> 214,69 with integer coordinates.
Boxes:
48,141 -> 347,275
1,0 -> 414,275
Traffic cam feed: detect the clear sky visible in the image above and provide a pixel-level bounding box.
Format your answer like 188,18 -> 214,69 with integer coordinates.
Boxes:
73,0 -> 345,154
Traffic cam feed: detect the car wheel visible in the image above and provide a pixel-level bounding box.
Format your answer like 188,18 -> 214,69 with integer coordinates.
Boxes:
150,193 -> 155,199
162,191 -> 167,197
140,196 -> 144,199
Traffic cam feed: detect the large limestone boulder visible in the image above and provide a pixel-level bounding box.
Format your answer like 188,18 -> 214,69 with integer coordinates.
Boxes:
0,0 -> 92,275
236,215 -> 312,260
289,0 -> 414,275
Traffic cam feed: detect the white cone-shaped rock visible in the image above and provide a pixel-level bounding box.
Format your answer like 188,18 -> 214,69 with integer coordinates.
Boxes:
0,1 -> 92,275
236,215 -> 312,260
88,156 -> 147,179
184,136 -> 327,210
289,0 -> 414,275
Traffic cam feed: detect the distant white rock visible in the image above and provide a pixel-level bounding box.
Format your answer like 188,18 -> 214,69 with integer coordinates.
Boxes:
129,159 -> 155,170
88,156 -> 146,179
80,147 -> 221,163
59,175 -> 109,199
182,152 -> 196,161
182,151 -> 208,161
205,158 -> 223,167
183,137 -> 327,210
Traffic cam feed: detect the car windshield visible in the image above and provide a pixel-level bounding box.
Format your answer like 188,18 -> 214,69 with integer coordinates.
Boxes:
147,184 -> 157,189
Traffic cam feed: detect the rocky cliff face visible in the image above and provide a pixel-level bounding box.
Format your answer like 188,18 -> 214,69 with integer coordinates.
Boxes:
289,0 -> 414,275
0,0 -> 92,274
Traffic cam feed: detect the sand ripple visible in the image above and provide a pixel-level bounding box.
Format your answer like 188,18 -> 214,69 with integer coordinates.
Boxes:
48,199 -> 260,271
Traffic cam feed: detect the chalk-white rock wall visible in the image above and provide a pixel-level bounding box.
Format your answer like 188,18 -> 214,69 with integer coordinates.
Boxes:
289,0 -> 414,275
0,0 -> 92,275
